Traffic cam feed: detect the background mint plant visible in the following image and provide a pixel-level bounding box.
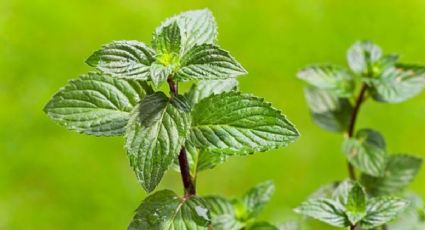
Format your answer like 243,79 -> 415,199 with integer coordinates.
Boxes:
44,9 -> 299,229
296,41 -> 424,229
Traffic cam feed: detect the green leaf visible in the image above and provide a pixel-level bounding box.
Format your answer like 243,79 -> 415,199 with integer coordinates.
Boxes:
86,41 -> 155,80
44,72 -> 145,136
242,181 -> 275,219
345,183 -> 367,225
204,196 -> 244,230
360,197 -> 409,229
388,193 -> 425,230
248,221 -> 278,230
297,65 -> 354,97
186,79 -> 239,106
189,92 -> 299,155
332,180 -> 354,206
304,87 -> 353,132
128,190 -> 210,230
347,40 -> 382,75
361,154 -> 422,196
185,142 -> 227,176
294,198 -> 350,227
342,129 -> 387,176
367,64 -> 425,103
155,9 -> 218,55
150,63 -> 173,88
125,92 -> 190,192
152,21 -> 181,55
177,44 -> 247,81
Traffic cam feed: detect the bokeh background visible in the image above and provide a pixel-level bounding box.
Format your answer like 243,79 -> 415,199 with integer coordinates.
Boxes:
1,0 -> 425,229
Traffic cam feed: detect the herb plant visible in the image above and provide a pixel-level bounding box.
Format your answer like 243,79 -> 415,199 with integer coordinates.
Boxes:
44,9 -> 299,229
295,41 -> 425,229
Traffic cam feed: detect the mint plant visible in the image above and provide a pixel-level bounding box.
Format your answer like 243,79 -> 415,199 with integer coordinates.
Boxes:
44,9 -> 299,229
295,41 -> 424,229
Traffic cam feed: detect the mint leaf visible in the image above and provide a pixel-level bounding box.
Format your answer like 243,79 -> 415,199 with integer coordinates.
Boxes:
360,197 -> 409,229
332,180 -> 354,206
248,222 -> 278,230
86,41 -> 155,80
345,183 -> 367,225
204,196 -> 244,230
362,154 -> 422,196
177,44 -> 247,81
297,65 -> 354,97
189,92 -> 299,155
342,129 -> 387,176
149,63 -> 173,88
152,22 -> 181,55
185,142 -> 227,176
44,72 -> 145,136
347,41 -> 382,75
294,198 -> 350,227
367,64 -> 425,103
125,92 -> 190,192
388,193 -> 425,230
186,79 -> 239,106
128,190 -> 210,230
242,181 -> 275,219
304,87 -> 353,132
155,9 -> 217,55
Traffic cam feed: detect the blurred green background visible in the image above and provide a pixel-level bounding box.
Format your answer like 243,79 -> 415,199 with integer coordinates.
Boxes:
1,0 -> 425,229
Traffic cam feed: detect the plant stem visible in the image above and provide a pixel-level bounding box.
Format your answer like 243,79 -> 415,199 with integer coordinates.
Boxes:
350,224 -> 356,230
167,77 -> 196,197
345,83 -> 368,181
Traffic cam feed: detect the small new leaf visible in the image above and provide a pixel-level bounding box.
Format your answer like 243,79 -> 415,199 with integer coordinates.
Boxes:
342,129 -> 387,176
367,64 -> 425,103
345,183 -> 367,225
128,190 -> 210,230
242,180 -> 275,219
125,92 -> 190,192
297,65 -> 354,97
152,22 -> 181,55
186,79 -> 239,106
360,197 -> 409,229
203,196 -> 244,230
347,41 -> 382,75
294,198 -> 350,227
304,87 -> 353,132
44,72 -> 145,136
177,44 -> 247,81
150,63 -> 173,88
189,92 -> 299,155
362,154 -> 422,196
185,143 -> 227,176
86,41 -> 155,80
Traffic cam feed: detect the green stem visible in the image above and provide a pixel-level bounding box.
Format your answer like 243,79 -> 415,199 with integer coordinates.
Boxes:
167,77 -> 196,197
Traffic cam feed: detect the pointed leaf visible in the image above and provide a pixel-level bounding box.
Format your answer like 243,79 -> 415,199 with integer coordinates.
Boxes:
347,41 -> 382,75
155,9 -> 217,55
242,181 -> 275,218
204,196 -> 244,230
185,143 -> 227,176
343,129 -> 387,176
297,65 -> 354,97
125,92 -> 190,192
186,79 -> 239,106
362,154 -> 422,196
189,92 -> 299,155
304,87 -> 353,132
44,72 -> 145,136
152,22 -> 181,55
345,183 -> 367,225
86,41 -> 155,80
177,44 -> 247,81
360,197 -> 409,229
367,64 -> 425,103
128,190 -> 210,230
294,198 -> 350,227
150,63 -> 173,88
